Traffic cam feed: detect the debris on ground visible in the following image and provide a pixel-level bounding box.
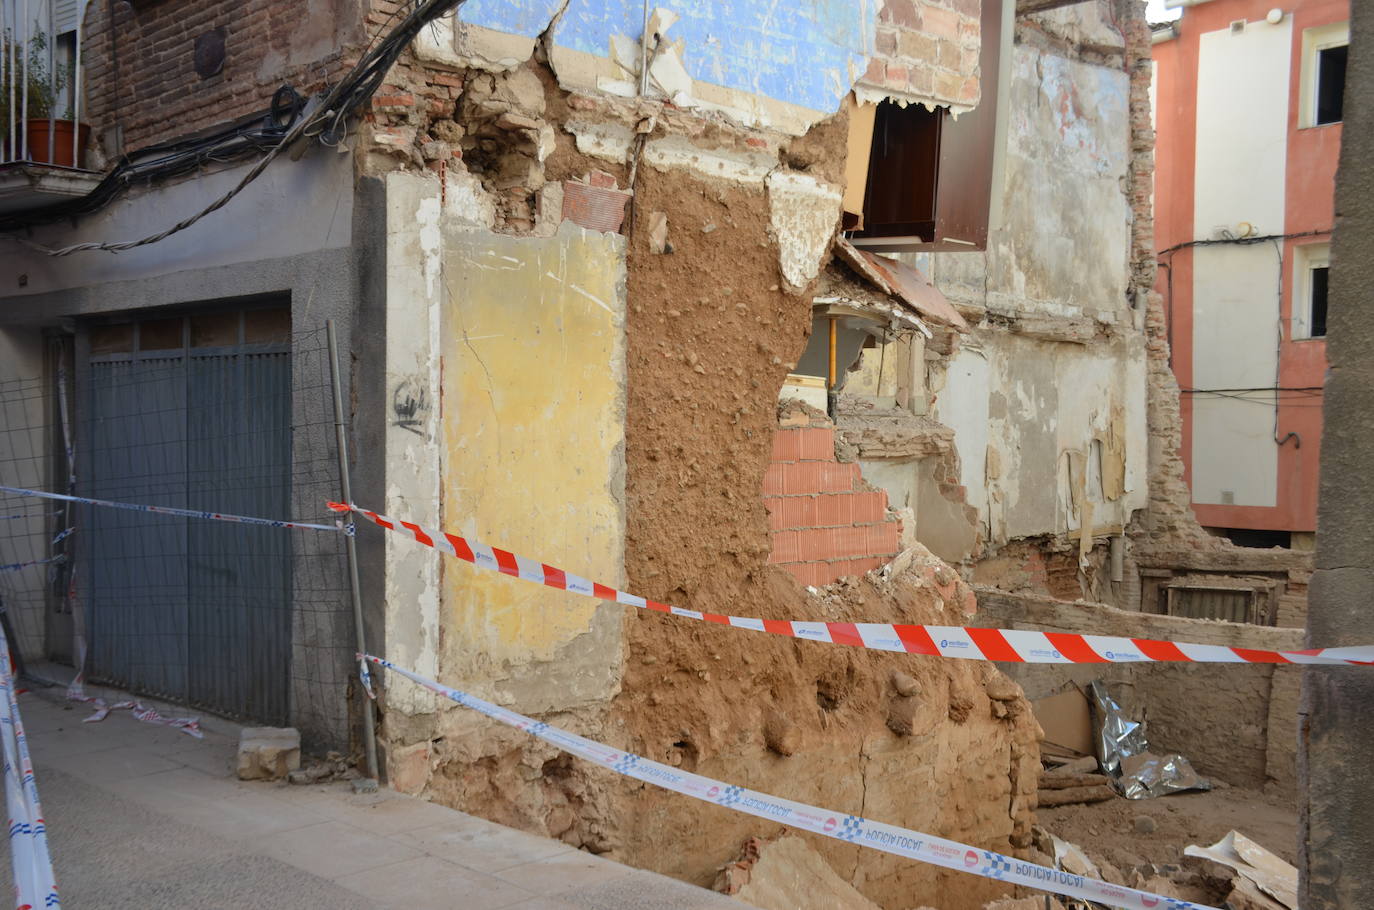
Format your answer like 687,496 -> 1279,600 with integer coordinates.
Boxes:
715,835 -> 886,910
1037,762 -> 1117,808
1030,825 -> 1224,909
714,835 -> 1068,910
1185,830 -> 1297,910
1035,784 -> 1298,909
287,750 -> 363,785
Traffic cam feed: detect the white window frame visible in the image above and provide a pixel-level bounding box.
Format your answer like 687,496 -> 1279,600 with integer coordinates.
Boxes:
1293,242 -> 1330,340
1299,21 -> 1349,129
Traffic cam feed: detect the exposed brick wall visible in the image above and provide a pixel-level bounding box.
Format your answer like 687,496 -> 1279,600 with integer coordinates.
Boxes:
1113,0 -> 1215,553
864,0 -> 982,108
763,414 -> 904,587
80,0 -> 365,153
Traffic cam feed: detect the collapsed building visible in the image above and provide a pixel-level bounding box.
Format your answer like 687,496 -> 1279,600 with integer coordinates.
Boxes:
0,0 -> 1311,907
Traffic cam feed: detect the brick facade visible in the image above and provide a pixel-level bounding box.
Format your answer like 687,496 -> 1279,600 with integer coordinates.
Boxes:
79,0 -> 365,153
764,415 -> 904,587
866,0 -> 982,107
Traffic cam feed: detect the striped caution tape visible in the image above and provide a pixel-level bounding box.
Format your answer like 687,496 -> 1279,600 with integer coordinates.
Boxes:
333,502 -> 1374,667
0,554 -> 64,574
0,621 -> 60,909
67,694 -> 202,739
0,485 -> 342,533
365,653 -> 1217,910
0,511 -> 61,522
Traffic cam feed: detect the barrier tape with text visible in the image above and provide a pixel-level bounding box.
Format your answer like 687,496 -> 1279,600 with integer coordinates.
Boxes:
365,653 -> 1218,910
0,485 -> 341,533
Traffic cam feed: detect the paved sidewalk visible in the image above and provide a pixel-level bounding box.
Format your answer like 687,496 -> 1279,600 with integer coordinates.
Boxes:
2,682 -> 741,910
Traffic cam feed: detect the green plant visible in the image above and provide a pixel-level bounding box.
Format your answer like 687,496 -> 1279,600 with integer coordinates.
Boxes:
0,29 -> 73,124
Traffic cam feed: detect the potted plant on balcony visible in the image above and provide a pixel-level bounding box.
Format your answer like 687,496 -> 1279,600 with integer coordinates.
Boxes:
0,30 -> 88,168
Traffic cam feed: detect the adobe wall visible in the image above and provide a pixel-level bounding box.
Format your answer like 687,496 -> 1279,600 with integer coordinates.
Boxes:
351,6 -> 1043,908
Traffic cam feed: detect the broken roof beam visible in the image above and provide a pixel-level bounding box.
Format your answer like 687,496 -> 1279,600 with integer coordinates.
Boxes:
834,239 -> 970,331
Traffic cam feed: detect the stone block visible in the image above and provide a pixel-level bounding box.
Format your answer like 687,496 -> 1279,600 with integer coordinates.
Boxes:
237,727 -> 301,781
388,740 -> 432,796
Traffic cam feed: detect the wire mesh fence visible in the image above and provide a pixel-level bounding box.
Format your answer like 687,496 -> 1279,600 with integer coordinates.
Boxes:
0,317 -> 355,748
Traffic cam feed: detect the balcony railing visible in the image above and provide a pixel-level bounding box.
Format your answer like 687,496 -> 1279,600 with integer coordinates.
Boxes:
2,0 -> 90,169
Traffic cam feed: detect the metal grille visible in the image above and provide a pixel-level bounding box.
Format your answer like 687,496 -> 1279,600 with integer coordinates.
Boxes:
0,316 -> 355,746
1165,584 -> 1259,624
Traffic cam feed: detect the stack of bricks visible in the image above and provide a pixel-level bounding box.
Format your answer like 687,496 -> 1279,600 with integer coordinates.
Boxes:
764,416 -> 903,587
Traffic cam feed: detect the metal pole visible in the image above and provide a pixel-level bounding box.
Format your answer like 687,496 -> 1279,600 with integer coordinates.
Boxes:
326,320 -> 379,785
638,0 -> 649,97
43,0 -> 51,164
71,4 -> 83,167
20,0 -> 29,161
3,0 -> 10,164
826,315 -> 838,419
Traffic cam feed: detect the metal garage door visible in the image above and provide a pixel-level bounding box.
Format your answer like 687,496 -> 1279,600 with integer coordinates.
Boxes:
81,306 -> 292,723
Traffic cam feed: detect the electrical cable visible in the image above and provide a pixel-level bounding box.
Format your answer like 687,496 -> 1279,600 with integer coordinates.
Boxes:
1179,386 -> 1323,393
1155,229 -> 1333,448
1157,228 -> 1331,256
6,0 -> 471,255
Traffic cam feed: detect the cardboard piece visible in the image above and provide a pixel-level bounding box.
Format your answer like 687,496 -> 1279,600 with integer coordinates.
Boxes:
842,95 -> 877,230
1184,831 -> 1297,910
1032,686 -> 1094,758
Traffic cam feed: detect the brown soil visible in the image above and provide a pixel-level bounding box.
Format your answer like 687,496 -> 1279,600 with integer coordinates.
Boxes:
605,118 -> 1039,910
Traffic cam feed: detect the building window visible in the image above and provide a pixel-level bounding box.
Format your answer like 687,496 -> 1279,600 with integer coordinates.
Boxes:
1316,44 -> 1347,125
1294,244 -> 1330,340
1301,22 -> 1349,128
845,0 -> 1006,252
1309,265 -> 1329,337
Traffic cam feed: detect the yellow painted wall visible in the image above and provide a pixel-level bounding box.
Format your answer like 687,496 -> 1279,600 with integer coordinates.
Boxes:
440,222 -> 626,703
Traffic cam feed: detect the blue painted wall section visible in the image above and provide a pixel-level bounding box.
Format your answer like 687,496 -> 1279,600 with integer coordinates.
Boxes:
458,0 -> 874,113
455,0 -> 568,40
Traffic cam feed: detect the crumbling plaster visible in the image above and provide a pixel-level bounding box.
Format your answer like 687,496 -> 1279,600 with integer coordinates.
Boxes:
919,2 -> 1146,553
438,220 -> 628,714
381,172 -> 456,719
415,0 -> 981,137
933,30 -> 1131,318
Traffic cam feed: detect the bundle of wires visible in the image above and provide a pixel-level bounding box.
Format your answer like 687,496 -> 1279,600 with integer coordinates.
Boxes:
4,0 -> 471,254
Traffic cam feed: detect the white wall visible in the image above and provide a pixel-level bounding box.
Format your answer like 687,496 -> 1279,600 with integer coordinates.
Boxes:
0,150 -> 355,301
1189,17 -> 1291,508
928,3 -> 1146,547
939,345 -> 992,531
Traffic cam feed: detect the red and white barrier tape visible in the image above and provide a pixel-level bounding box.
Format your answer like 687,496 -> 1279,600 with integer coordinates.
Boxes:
0,486 -> 341,533
0,625 -> 59,910
67,693 -> 202,739
332,502 -> 1374,667
366,653 -> 1217,910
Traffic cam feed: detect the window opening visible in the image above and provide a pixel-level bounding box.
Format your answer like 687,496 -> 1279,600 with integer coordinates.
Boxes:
1310,265 -> 1329,338
1316,44 -> 1346,125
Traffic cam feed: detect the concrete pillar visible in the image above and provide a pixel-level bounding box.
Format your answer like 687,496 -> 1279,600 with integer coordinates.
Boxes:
1299,6 -> 1374,906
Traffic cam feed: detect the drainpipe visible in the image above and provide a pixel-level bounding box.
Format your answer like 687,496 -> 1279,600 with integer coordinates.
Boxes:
826,315 -> 838,419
